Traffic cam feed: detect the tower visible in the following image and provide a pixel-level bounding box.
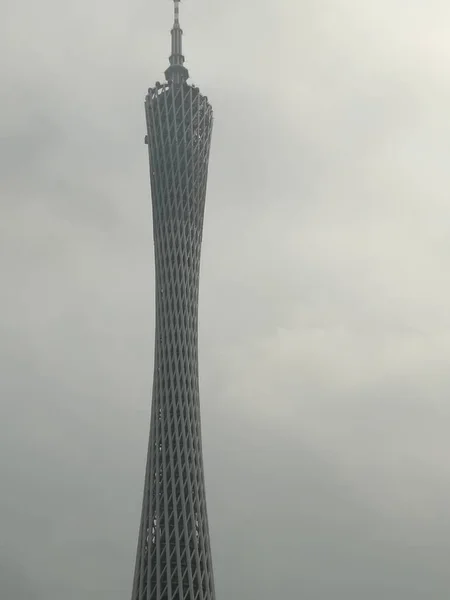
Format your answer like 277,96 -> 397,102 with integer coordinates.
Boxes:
131,3 -> 216,600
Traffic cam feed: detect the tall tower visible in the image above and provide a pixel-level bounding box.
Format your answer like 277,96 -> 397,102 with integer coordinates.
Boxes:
131,3 -> 215,600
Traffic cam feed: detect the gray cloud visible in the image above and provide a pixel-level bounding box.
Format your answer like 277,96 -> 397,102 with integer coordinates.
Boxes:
2,0 -> 450,597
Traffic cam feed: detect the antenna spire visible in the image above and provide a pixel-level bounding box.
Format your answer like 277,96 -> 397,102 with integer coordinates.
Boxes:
165,0 -> 189,84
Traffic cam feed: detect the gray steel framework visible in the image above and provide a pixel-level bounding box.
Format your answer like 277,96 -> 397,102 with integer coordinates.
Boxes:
131,3 -> 216,600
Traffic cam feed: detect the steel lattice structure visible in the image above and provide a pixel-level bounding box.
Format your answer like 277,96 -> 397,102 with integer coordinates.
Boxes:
131,3 -> 216,600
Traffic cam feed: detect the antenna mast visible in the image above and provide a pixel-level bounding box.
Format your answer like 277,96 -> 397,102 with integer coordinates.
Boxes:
165,0 -> 189,83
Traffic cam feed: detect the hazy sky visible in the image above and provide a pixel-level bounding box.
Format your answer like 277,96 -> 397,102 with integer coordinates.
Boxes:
2,0 -> 450,598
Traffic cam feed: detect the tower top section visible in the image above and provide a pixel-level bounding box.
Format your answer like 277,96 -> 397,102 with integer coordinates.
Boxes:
165,0 -> 189,84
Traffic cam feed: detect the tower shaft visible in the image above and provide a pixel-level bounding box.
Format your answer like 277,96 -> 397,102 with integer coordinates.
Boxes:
131,4 -> 215,599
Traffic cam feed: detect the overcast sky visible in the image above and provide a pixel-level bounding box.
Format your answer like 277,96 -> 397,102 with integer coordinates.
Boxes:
2,0 -> 450,598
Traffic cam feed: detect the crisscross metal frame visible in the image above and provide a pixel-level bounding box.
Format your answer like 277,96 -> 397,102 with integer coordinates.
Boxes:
131,81 -> 215,600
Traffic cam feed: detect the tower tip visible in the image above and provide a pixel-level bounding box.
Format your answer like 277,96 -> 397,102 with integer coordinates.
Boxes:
165,0 -> 189,83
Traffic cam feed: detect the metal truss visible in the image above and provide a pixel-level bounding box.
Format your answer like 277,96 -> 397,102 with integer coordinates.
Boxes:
131,80 -> 215,600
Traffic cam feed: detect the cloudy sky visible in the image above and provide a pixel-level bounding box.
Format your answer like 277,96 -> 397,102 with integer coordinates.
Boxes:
2,0 -> 450,597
